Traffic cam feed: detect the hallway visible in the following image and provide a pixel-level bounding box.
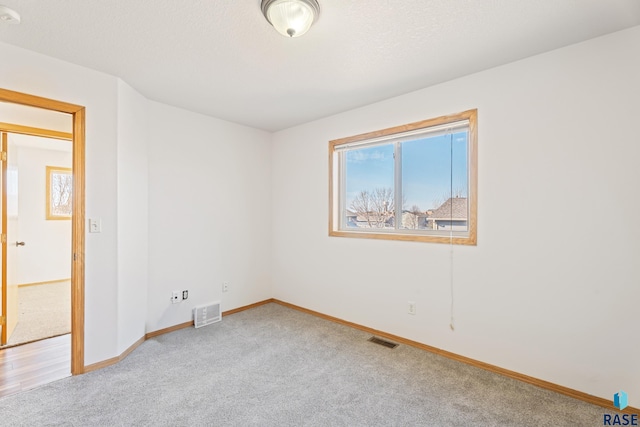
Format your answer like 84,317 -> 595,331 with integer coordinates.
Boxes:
0,334 -> 70,398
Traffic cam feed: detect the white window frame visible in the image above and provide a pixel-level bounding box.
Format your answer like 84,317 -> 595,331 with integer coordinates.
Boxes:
329,109 -> 477,245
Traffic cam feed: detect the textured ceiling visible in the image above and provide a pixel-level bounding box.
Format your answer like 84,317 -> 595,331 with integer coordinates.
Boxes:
0,1 -> 638,131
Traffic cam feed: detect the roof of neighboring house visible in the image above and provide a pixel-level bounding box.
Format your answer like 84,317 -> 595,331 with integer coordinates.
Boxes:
346,211 -> 393,223
428,197 -> 468,220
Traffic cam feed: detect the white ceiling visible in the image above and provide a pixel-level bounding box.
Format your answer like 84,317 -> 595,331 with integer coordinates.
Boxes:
0,1 -> 638,132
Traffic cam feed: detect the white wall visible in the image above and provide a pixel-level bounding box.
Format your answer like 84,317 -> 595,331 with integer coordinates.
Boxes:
0,40 -> 274,362
0,41 -> 120,365
11,142 -> 72,284
146,101 -> 272,332
271,26 -> 640,407
116,80 -> 149,353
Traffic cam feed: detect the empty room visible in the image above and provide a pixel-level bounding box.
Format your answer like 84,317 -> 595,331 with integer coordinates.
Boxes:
0,1 -> 639,425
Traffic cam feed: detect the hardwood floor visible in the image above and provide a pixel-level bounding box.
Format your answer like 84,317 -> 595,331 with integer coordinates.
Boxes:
0,334 -> 71,399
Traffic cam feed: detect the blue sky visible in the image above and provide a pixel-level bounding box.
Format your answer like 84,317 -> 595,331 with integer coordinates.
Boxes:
345,132 -> 468,211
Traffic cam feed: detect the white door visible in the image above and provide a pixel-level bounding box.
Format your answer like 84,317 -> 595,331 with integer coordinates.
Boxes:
1,132 -> 19,344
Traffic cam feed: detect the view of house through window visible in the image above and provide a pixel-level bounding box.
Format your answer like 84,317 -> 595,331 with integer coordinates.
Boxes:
330,109 -> 477,245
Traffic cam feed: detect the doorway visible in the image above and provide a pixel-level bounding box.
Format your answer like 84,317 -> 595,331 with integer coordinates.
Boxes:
0,88 -> 85,375
1,130 -> 72,347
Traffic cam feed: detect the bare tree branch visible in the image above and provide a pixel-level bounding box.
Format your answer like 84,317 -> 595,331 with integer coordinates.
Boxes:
349,187 -> 395,228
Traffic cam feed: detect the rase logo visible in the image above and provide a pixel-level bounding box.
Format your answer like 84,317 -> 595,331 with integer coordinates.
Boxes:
616,391 -> 629,411
603,391 -> 638,426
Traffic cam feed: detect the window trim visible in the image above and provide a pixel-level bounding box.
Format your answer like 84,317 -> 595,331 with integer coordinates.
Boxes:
46,165 -> 73,220
328,109 -> 477,245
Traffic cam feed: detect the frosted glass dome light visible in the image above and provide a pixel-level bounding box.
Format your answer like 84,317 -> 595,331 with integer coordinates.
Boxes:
261,0 -> 320,38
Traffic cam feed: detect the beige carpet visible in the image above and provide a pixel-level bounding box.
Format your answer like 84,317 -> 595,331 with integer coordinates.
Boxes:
3,281 -> 70,348
0,303 -> 609,426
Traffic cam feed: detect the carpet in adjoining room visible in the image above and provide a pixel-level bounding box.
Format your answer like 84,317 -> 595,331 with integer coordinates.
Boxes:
3,281 -> 70,348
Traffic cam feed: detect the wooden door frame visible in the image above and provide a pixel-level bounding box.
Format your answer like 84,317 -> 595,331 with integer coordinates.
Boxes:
0,88 -> 85,375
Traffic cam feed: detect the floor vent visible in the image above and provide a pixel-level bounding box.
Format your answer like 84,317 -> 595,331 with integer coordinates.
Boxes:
368,336 -> 399,349
193,302 -> 221,328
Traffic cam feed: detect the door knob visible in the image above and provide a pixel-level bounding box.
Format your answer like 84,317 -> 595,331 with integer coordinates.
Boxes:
15,241 -> 25,246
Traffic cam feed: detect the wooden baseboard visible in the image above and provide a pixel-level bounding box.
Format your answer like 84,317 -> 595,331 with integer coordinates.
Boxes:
145,321 -> 193,340
86,299 -> 276,372
271,299 -> 639,414
18,278 -> 71,288
83,336 -> 145,373
144,299 -> 276,339
222,298 -> 274,317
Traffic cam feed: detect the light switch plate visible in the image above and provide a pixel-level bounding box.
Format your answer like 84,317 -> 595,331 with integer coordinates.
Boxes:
89,218 -> 101,233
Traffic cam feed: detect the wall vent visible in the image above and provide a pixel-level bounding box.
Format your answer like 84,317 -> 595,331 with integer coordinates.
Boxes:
193,302 -> 221,328
368,336 -> 398,349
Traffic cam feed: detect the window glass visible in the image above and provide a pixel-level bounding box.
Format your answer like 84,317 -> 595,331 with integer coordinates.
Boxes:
344,144 -> 394,229
401,132 -> 468,231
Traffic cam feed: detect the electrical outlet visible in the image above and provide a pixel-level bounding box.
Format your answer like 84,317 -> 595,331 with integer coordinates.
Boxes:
182,290 -> 188,300
408,301 -> 416,315
222,282 -> 229,292
171,291 -> 180,304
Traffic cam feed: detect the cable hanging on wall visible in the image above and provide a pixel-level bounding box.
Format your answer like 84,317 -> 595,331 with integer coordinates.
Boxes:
449,131 -> 455,331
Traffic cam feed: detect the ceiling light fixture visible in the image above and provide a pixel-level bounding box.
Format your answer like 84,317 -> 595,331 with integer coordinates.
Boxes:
0,5 -> 20,24
261,0 -> 319,38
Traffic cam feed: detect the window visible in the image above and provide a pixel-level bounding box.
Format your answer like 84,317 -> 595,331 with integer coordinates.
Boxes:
329,109 -> 477,245
46,166 -> 72,220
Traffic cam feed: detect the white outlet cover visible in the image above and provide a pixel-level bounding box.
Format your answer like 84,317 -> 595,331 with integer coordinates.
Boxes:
171,291 -> 180,304
408,301 -> 416,315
